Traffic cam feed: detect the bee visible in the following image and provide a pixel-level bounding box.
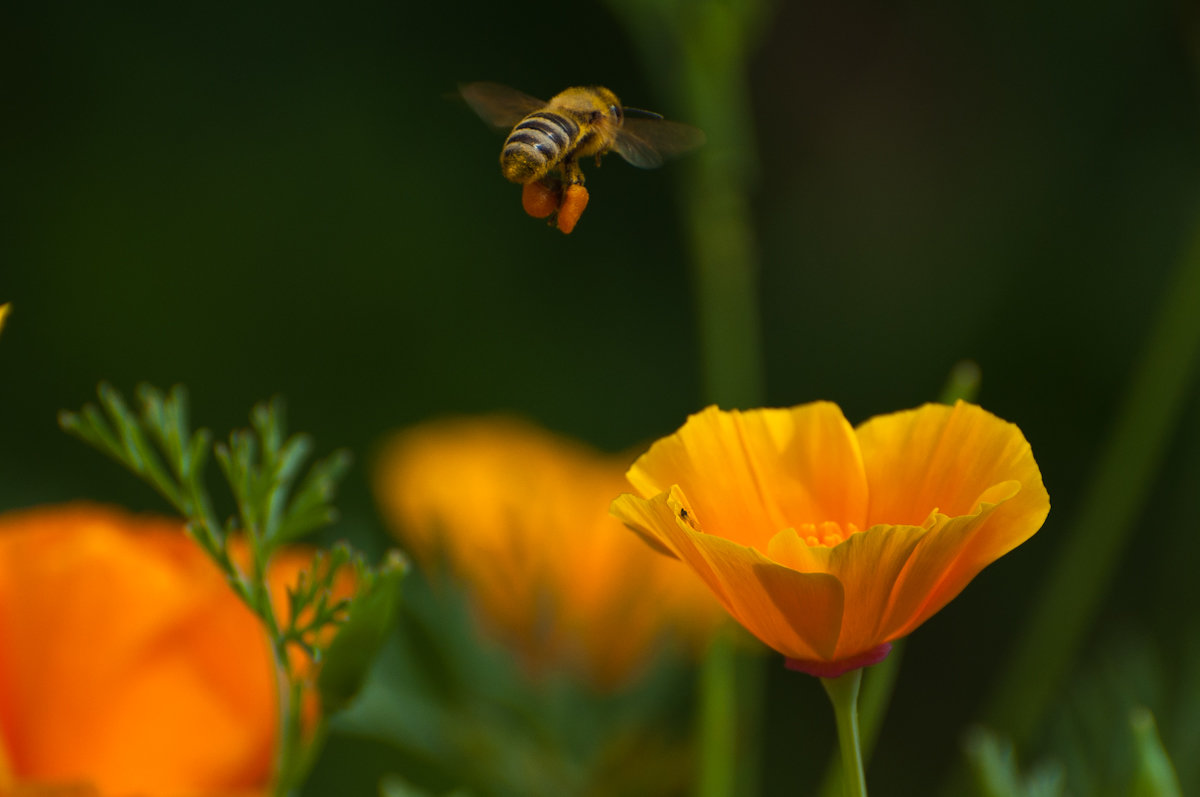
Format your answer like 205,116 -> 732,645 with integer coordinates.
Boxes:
460,82 -> 704,232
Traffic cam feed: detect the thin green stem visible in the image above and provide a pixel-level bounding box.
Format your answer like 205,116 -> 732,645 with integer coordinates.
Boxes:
822,670 -> 868,797
600,4 -> 770,796
697,631 -> 737,797
271,665 -> 307,797
817,643 -> 903,797
60,384 -> 367,796
605,3 -> 769,797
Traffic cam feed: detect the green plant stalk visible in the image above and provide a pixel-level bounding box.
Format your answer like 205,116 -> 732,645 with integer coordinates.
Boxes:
272,655 -> 301,797
822,670 -> 868,797
272,670 -> 329,797
605,4 -> 771,795
604,3 -> 768,796
817,644 -> 903,797
61,385 -> 368,795
979,220 -> 1200,749
602,0 -> 765,409
697,630 -> 738,797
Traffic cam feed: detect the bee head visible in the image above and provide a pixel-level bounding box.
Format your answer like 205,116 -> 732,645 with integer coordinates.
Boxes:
591,87 -> 624,126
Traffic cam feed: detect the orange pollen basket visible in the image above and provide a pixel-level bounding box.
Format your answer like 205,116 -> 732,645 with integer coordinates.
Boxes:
797,520 -> 859,548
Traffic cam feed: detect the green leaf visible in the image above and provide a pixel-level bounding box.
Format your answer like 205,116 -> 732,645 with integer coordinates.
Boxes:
1130,707 -> 1182,797
63,382 -> 387,795
275,449 -> 352,543
939,359 -> 982,404
318,550 -> 409,714
964,727 -> 1065,797
378,774 -> 472,797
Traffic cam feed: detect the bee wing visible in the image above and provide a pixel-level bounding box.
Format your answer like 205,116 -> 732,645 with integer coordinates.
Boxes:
459,82 -> 546,131
614,118 -> 707,169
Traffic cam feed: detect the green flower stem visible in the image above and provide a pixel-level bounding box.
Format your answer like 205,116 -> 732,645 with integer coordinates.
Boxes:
817,643 -> 903,797
697,630 -> 738,797
605,3 -> 769,797
604,0 -> 767,410
821,669 -> 868,797
979,219 -> 1200,750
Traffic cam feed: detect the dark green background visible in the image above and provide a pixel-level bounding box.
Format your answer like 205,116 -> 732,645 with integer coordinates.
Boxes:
3,0 -> 1199,794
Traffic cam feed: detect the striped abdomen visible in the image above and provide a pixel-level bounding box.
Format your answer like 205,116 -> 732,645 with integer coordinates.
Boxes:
500,111 -> 582,184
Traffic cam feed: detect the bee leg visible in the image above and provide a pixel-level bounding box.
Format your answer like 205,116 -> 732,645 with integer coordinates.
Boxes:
562,158 -> 586,187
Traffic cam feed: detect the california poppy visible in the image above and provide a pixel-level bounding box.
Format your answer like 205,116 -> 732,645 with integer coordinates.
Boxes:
0,503 -> 321,796
373,416 -> 724,690
611,401 -> 1049,676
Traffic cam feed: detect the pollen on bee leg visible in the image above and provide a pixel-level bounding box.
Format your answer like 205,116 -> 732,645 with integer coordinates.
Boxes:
556,184 -> 589,234
522,179 -> 562,219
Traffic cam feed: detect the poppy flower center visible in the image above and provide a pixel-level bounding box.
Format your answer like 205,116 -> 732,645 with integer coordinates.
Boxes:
796,521 -> 859,548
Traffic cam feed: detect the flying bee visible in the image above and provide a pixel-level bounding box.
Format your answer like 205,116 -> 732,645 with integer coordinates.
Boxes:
460,82 -> 704,232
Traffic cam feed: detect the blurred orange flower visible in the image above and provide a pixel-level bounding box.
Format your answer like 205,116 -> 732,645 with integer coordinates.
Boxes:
373,416 -> 725,690
611,401 -> 1050,677
0,503 -> 320,797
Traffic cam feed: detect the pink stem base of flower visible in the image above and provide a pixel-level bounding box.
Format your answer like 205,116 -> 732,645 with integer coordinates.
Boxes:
785,643 -> 893,678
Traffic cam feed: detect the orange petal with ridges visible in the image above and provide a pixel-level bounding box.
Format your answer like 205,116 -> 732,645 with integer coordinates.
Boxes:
626,404 -> 868,551
614,400 -> 1049,673
857,401 -> 1047,529
875,488 -> 1021,639
612,489 -> 844,661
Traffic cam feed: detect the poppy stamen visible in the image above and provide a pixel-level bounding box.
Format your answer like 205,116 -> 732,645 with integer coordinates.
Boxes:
799,521 -> 860,548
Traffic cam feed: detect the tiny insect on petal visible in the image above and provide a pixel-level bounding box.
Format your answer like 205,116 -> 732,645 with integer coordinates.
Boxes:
556,184 -> 590,234
521,179 -> 561,219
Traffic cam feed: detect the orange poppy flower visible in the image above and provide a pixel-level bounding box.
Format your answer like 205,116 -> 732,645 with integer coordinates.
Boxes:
0,503 -> 322,797
610,401 -> 1050,677
373,416 -> 724,690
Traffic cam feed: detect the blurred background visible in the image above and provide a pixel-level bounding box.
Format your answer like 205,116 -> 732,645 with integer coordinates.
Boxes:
2,0 -> 1199,794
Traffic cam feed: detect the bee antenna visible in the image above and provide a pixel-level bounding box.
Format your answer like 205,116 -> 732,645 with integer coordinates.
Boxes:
623,107 -> 664,120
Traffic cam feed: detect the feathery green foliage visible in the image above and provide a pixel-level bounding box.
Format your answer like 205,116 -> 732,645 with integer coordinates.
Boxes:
60,382 -> 406,795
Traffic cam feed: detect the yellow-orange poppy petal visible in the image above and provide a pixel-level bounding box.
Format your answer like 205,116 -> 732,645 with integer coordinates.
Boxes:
0,505 -> 274,794
0,503 -> 325,797
857,401 -> 1048,530
767,523 -> 929,658
612,489 -> 844,661
874,486 -> 1023,639
616,401 -> 1048,674
375,417 -> 725,690
0,783 -> 102,797
857,402 -> 1048,626
625,404 -> 869,550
